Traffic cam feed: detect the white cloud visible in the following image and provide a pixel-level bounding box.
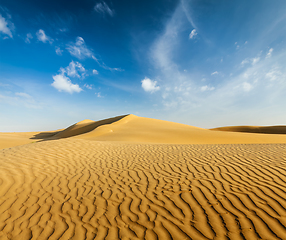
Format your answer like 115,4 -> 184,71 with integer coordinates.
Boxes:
211,71 -> 218,75
94,2 -> 114,16
63,61 -> 86,79
252,57 -> 260,65
25,33 -> 33,43
242,82 -> 253,92
241,59 -> 249,65
141,77 -> 160,93
93,69 -> 99,75
84,84 -> 93,90
55,47 -> 63,56
0,14 -> 13,38
52,61 -> 87,93
95,92 -> 103,98
189,29 -> 197,39
66,37 -> 93,59
241,56 -> 260,66
266,48 -> 273,58
201,85 -> 215,91
265,67 -> 283,82
36,29 -> 53,44
51,74 -> 82,94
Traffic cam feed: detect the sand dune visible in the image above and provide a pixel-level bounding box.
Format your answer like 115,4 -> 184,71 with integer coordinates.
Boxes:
1,115 -> 286,149
73,114 -> 286,144
211,125 -> 286,134
0,114 -> 286,239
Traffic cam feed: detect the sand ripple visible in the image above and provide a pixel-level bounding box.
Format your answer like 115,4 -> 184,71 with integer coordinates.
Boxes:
0,140 -> 286,239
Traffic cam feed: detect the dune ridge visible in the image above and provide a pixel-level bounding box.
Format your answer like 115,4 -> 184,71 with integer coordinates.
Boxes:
52,115 -> 128,139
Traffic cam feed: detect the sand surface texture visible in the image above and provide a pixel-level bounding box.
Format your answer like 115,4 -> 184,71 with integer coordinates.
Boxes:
0,115 -> 286,239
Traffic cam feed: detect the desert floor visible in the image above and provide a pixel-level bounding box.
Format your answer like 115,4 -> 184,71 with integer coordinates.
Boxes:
0,115 -> 286,239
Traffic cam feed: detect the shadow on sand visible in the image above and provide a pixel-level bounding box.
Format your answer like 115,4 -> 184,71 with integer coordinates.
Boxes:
30,114 -> 129,141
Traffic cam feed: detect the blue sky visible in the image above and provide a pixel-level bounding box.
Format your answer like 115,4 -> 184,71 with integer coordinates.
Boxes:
1,0 -> 286,131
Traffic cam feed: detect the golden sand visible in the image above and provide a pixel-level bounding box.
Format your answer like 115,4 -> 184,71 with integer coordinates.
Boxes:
0,115 -> 286,239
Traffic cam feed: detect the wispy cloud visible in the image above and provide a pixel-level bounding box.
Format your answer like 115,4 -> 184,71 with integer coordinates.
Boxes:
0,14 -> 14,38
61,61 -> 87,79
201,85 -> 215,91
242,82 -> 253,92
84,84 -> 93,90
94,2 -> 114,16
93,69 -> 99,75
141,77 -> 160,93
0,92 -> 40,109
241,56 -> 260,66
211,71 -> 218,75
189,29 -> 197,39
66,37 -> 93,59
15,92 -> 32,98
25,33 -> 33,43
266,48 -> 273,58
66,37 -> 123,71
252,57 -> 260,65
55,47 -> 63,55
36,29 -> 53,44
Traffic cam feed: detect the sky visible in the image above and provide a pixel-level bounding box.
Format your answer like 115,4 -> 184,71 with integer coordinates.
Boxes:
1,0 -> 286,131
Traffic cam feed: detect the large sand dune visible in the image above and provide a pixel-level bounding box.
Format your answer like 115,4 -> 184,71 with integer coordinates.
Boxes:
0,114 -> 286,239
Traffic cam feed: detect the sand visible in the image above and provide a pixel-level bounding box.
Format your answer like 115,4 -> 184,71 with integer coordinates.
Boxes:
0,114 -> 286,239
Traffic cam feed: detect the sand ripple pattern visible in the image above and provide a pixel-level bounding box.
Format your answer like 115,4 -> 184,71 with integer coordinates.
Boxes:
0,140 -> 286,239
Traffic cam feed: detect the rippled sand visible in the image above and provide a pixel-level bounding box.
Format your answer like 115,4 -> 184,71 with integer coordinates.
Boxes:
0,115 -> 286,239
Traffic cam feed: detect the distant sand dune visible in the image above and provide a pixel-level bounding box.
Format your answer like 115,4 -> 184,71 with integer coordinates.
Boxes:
211,125 -> 286,134
0,140 -> 286,239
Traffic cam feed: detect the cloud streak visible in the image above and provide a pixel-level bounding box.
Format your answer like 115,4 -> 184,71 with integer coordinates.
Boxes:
0,14 -> 13,38
36,29 -> 53,44
66,37 -> 93,59
94,2 -> 114,16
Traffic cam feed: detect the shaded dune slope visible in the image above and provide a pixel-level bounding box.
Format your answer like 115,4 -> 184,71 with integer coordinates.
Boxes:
0,140 -> 286,239
211,125 -> 286,134
52,115 -> 128,139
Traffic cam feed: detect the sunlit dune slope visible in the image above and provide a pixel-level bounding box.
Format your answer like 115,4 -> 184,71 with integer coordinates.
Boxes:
0,132 -> 39,149
211,125 -> 286,134
72,114 -> 286,144
1,114 -> 286,149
